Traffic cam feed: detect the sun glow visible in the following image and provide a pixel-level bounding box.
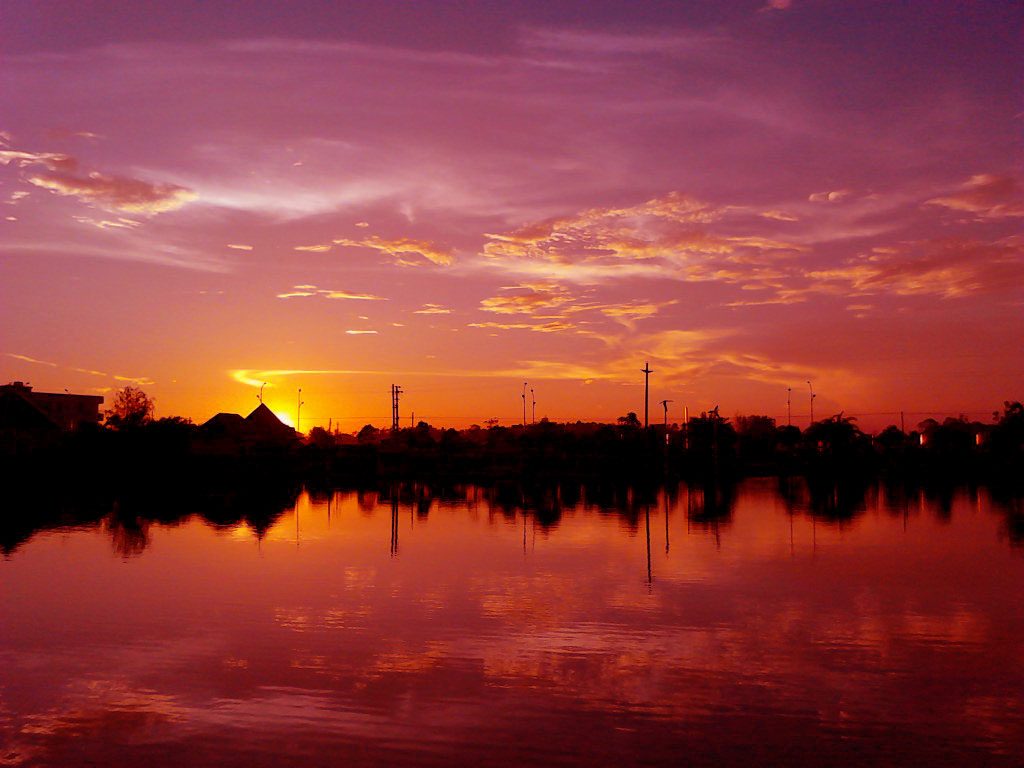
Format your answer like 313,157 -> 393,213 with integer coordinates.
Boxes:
273,410 -> 295,428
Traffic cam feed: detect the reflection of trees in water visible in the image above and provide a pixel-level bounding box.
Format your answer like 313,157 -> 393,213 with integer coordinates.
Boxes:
991,488 -> 1024,548
777,475 -> 869,522
194,482 -> 301,539
105,506 -> 150,558
0,487 -> 113,556
685,480 -> 735,527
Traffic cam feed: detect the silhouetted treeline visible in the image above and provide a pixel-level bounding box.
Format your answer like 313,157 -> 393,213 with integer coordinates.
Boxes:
2,403 -> 1022,491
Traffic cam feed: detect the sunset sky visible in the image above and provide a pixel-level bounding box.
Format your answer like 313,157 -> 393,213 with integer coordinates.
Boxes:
2,0 -> 1021,432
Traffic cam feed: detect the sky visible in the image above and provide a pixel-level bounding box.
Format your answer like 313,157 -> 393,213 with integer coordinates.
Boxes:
1,0 -> 1021,432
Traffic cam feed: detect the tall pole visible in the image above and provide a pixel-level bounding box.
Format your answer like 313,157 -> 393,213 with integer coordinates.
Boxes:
391,384 -> 403,431
807,381 -> 815,425
787,387 -> 791,427
297,388 -> 303,433
531,388 -> 536,424
659,399 -> 672,427
259,382 -> 266,404
642,362 -> 652,428
522,382 -> 528,426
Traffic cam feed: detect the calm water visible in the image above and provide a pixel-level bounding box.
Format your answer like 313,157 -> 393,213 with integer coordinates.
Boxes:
1,480 -> 1022,767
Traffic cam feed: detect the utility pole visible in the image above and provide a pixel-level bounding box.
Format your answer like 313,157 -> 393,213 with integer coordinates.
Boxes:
787,387 -> 792,427
297,389 -> 304,433
807,381 -> 815,425
391,384 -> 403,431
659,399 -> 673,427
642,362 -> 653,428
531,388 -> 536,424
522,382 -> 528,426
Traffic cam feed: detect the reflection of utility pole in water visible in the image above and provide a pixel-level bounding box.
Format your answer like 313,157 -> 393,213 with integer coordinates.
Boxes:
664,490 -> 670,554
390,496 -> 399,556
644,504 -> 652,586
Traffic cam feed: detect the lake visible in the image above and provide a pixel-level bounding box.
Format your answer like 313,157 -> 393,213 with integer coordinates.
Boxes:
1,479 -> 1022,767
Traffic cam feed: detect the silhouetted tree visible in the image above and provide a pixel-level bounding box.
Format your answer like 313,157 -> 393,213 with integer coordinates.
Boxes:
617,412 -> 641,429
105,385 -> 154,429
306,426 -> 335,449
357,424 -> 380,444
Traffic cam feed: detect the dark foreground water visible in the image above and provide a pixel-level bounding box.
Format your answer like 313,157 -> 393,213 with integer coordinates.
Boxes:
1,479 -> 1022,767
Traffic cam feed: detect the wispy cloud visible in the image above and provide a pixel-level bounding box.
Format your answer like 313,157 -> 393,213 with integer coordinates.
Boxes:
6,352 -> 58,367
413,304 -> 452,314
925,174 -> 1024,219
333,235 -> 455,266
805,236 -> 1024,298
5,352 -> 152,385
2,140 -> 195,214
275,285 -> 388,300
27,169 -> 196,214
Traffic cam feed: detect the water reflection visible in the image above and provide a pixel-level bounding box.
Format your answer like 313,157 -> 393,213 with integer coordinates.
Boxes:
1,479 -> 1022,766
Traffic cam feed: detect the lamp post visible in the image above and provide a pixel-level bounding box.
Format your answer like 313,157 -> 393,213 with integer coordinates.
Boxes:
259,382 -> 266,404
807,381 -> 815,425
522,382 -> 528,426
531,388 -> 536,424
787,387 -> 791,427
297,388 -> 304,433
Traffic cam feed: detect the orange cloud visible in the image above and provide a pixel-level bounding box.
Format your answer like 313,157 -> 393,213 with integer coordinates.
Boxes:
808,189 -> 852,203
806,237 -> 1023,298
479,283 -> 573,314
333,235 -> 454,266
276,285 -> 388,300
480,192 -> 807,287
925,174 -> 1024,219
27,169 -> 196,214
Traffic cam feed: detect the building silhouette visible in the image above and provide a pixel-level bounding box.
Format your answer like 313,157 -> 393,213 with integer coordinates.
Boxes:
0,381 -> 103,431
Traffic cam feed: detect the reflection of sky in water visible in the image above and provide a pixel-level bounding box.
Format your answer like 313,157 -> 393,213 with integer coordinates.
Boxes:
1,481 -> 1022,766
